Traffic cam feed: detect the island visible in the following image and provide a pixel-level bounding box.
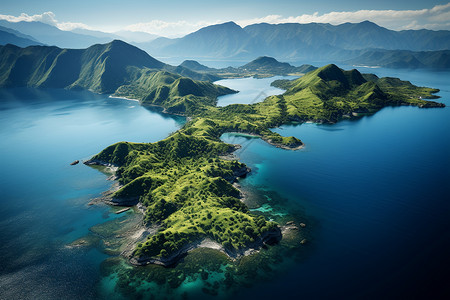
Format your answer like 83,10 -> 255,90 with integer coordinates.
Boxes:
85,61 -> 443,265
0,40 -> 444,266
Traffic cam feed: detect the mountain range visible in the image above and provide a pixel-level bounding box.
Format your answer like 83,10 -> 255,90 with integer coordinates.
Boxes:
0,20 -> 449,69
0,20 -> 158,49
0,40 -> 235,114
142,21 -> 450,63
178,56 -> 317,77
346,49 -> 450,69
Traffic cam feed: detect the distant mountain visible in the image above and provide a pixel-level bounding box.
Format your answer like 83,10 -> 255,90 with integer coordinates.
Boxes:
114,30 -> 159,43
346,49 -> 450,69
0,20 -> 112,48
179,60 -> 217,72
143,21 -> 450,66
179,56 -> 316,77
238,56 -> 316,74
0,25 -> 43,47
146,22 -> 254,58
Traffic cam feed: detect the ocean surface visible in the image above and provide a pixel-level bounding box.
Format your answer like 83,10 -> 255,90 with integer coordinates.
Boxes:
0,68 -> 449,299
215,76 -> 297,106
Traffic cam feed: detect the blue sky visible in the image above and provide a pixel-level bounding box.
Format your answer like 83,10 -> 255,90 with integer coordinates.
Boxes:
1,0 -> 449,36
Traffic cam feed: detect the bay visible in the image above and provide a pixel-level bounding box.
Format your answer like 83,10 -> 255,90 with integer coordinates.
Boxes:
221,67 -> 450,299
0,66 -> 449,299
0,88 -> 184,299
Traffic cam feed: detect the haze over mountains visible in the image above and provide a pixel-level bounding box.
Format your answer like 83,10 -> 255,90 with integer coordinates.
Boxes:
143,21 -> 450,67
0,19 -> 449,69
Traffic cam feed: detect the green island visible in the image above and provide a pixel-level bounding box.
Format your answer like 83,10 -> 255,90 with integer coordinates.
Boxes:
87,59 -> 443,265
0,40 -> 443,266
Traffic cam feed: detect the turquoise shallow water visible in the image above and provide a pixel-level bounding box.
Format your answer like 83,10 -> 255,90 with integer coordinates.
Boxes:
0,67 -> 449,299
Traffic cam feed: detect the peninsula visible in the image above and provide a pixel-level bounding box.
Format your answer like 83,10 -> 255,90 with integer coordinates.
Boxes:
0,40 -> 443,266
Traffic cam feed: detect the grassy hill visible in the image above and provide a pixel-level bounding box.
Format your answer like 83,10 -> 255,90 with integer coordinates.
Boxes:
0,41 -> 232,108
271,64 -> 442,122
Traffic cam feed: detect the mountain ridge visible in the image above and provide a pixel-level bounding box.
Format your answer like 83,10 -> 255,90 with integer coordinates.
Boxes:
140,21 -> 450,67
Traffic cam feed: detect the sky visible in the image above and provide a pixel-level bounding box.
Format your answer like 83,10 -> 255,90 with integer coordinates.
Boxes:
1,0 -> 449,36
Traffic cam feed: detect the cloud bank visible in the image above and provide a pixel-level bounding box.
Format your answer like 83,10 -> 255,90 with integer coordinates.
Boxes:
0,11 -> 92,31
236,3 -> 450,30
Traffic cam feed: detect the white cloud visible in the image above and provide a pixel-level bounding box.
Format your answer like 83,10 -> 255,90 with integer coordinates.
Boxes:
125,20 -> 216,37
236,3 -> 450,31
0,11 -> 92,31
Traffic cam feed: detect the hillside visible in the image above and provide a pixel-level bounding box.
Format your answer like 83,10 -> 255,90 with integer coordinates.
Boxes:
0,41 -> 227,95
271,64 -> 443,122
179,60 -> 217,72
0,26 -> 43,47
0,20 -> 112,48
346,49 -> 450,69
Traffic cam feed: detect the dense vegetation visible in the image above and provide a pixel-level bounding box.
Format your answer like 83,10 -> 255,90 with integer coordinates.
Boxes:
90,133 -> 279,261
1,39 -> 443,264
88,63 -> 442,263
0,40 -> 223,93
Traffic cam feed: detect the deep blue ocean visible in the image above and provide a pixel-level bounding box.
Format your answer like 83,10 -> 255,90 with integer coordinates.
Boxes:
0,67 -> 449,299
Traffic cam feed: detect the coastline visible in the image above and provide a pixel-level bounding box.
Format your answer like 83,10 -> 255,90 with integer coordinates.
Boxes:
108,95 -> 141,102
83,144 -> 285,267
226,131 -> 304,150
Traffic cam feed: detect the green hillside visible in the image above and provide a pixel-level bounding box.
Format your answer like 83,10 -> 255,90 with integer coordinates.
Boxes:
88,133 -> 279,264
113,69 -> 234,115
271,64 -> 442,122
0,40 -> 225,96
86,64 -> 442,264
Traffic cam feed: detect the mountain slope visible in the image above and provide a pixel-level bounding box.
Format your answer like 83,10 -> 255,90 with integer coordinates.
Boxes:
272,64 -> 442,122
0,25 -> 43,47
0,41 -> 234,106
0,20 -> 111,48
146,22 -> 254,58
346,49 -> 450,69
179,60 -> 217,72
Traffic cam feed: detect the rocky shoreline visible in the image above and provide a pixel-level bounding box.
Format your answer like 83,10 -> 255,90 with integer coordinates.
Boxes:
129,226 -> 282,267
83,149 -> 286,267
